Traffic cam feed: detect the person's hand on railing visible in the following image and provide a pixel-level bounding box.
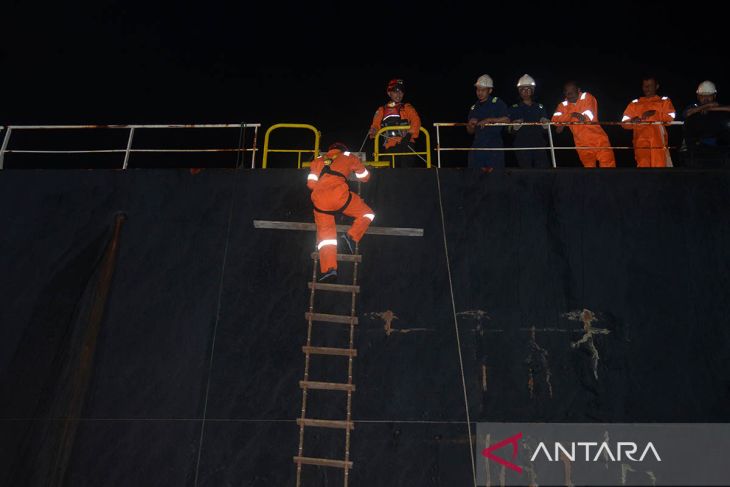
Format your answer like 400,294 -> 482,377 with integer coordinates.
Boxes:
686,102 -> 719,117
466,118 -> 478,135
570,112 -> 587,122
510,118 -> 524,132
706,105 -> 730,113
540,117 -> 550,129
476,117 -> 510,127
626,110 -> 657,124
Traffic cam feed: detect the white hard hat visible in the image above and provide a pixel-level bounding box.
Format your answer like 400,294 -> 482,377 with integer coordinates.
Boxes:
517,74 -> 536,87
475,74 -> 494,88
697,80 -> 717,95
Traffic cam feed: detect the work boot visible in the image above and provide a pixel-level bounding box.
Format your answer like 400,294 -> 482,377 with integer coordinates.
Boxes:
341,232 -> 356,254
318,268 -> 337,283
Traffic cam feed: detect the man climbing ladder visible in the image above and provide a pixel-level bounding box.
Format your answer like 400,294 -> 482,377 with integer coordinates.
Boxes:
307,142 -> 375,282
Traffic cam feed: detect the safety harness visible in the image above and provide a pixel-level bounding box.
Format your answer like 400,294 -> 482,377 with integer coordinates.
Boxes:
313,157 -> 353,215
381,103 -> 409,133
319,162 -> 347,181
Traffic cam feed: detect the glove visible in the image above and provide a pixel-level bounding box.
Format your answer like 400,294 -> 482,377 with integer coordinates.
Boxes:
401,132 -> 412,145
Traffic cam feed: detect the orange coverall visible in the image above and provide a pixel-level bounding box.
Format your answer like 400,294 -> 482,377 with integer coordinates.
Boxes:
370,102 -> 421,149
551,92 -> 616,167
621,96 -> 676,167
307,148 -> 374,272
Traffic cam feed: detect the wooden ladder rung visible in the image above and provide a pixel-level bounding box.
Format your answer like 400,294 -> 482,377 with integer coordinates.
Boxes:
297,418 -> 354,430
299,380 -> 355,392
308,282 -> 360,293
293,456 -> 353,469
311,252 -> 362,263
305,312 -> 358,325
302,346 -> 357,357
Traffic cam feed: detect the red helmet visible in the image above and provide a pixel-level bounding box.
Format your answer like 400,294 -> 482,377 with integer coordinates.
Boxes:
328,142 -> 349,152
387,78 -> 404,92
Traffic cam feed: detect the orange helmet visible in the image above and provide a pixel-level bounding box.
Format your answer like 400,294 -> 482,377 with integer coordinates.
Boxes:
328,142 -> 349,152
387,78 -> 404,92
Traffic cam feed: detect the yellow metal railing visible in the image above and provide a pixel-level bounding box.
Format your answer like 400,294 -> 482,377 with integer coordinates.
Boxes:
262,123 -> 321,169
372,126 -> 431,168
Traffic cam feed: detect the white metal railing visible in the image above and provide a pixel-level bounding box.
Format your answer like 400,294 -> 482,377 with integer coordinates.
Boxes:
433,121 -> 685,168
0,123 -> 260,170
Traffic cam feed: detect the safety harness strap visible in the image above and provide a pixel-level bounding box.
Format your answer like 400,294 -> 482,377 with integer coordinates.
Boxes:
319,164 -> 348,181
313,191 -> 353,215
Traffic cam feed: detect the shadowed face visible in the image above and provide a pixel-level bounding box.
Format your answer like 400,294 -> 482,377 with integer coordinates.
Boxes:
564,83 -> 579,103
388,89 -> 403,103
518,85 -> 534,102
697,93 -> 716,105
642,79 -> 659,97
476,86 -> 491,102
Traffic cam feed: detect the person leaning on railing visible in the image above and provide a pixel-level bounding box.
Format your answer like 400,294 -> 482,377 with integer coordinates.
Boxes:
466,74 -> 510,169
551,81 -> 616,168
620,75 -> 676,168
681,80 -> 730,167
508,74 -> 551,169
369,78 -> 422,168
683,81 -> 730,118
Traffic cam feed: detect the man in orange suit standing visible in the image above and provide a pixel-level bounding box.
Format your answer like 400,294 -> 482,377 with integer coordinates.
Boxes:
551,81 -> 616,167
369,78 -> 422,167
621,76 -> 676,167
307,143 -> 375,282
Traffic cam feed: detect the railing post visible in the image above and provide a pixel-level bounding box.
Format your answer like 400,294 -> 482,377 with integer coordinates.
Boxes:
422,127 -> 431,168
435,125 -> 441,168
122,127 -> 135,170
547,122 -> 557,168
0,127 -> 13,170
251,125 -> 259,169
235,122 -> 245,169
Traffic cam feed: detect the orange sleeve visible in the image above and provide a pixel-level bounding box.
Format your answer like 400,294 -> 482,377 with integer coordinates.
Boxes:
370,106 -> 384,132
660,98 -> 677,125
622,101 -> 638,130
349,154 -> 371,183
307,158 -> 322,190
551,102 -> 571,123
583,94 -> 599,122
404,104 -> 421,140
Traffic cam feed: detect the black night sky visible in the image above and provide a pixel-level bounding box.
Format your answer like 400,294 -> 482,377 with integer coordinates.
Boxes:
2,0 -> 726,166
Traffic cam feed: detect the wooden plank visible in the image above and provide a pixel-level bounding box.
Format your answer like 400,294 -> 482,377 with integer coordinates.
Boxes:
310,252 -> 362,263
254,220 -> 423,237
296,418 -> 354,430
293,456 -> 353,469
299,380 -> 355,392
307,282 -> 359,293
302,346 -> 357,357
305,312 -> 358,325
